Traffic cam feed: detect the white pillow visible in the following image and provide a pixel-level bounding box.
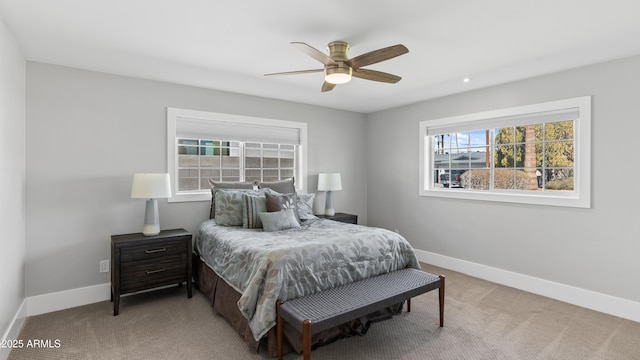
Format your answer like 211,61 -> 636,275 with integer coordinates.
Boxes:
296,193 -> 317,220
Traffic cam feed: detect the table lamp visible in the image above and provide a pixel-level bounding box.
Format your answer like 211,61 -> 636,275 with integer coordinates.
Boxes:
317,173 -> 342,216
130,173 -> 171,236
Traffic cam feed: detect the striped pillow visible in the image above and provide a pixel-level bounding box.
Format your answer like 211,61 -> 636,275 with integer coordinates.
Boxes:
242,193 -> 267,229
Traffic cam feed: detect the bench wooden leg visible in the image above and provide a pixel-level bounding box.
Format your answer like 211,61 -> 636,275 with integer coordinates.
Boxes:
303,320 -> 311,360
276,300 -> 283,360
407,298 -> 411,312
439,275 -> 445,327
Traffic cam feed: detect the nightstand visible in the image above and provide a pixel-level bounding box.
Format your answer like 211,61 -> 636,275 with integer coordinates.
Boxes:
111,229 -> 192,315
317,212 -> 358,224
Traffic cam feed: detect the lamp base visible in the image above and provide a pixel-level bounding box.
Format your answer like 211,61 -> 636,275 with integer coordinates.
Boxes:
142,199 -> 161,236
324,190 -> 335,216
142,224 -> 160,237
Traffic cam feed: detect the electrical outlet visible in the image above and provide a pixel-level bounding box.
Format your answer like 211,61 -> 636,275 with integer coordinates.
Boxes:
100,260 -> 110,273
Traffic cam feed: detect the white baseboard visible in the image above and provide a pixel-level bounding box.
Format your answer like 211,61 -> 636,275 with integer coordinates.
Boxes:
26,283 -> 111,317
1,299 -> 27,360
415,249 -> 640,323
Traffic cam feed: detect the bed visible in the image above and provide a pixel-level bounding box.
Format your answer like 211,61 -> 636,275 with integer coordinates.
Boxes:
193,180 -> 421,355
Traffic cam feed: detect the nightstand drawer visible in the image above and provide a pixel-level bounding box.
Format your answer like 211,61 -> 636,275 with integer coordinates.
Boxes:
119,239 -> 187,262
120,255 -> 187,292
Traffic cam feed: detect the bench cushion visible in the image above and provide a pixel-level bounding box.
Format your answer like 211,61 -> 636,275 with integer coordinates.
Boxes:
279,268 -> 441,334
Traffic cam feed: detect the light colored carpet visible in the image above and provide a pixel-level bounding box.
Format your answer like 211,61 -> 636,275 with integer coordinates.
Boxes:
9,264 -> 640,359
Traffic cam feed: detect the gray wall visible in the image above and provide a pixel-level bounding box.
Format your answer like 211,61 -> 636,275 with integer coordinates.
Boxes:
366,55 -> 640,303
25,62 -> 366,297
0,17 -> 26,340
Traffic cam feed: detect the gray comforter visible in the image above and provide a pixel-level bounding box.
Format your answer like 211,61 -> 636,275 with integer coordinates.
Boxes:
195,218 -> 420,341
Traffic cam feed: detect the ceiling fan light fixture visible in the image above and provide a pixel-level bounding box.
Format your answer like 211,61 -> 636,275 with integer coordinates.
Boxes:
325,65 -> 352,84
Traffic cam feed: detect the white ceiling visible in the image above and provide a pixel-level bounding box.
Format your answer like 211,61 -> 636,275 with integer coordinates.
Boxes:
2,0 -> 640,113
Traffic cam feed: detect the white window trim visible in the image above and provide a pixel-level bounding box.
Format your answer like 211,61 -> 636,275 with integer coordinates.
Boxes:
419,96 -> 591,208
167,107 -> 307,202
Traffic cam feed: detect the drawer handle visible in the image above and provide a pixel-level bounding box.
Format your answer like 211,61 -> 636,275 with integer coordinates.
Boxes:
145,248 -> 166,254
145,268 -> 166,275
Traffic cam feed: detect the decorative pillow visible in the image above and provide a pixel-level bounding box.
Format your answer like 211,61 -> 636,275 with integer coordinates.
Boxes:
242,193 -> 267,229
296,193 -> 317,220
265,191 -> 299,221
258,177 -> 295,194
215,188 -> 265,226
208,180 -> 256,219
259,209 -> 300,232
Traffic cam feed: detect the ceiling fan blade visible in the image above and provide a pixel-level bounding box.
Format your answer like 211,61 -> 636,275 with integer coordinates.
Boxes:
321,82 -> 336,92
346,44 -> 408,69
352,68 -> 402,83
292,42 -> 337,66
264,69 -> 323,76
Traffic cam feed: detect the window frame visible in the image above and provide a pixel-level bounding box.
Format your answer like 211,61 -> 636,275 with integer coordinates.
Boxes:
419,96 -> 591,208
167,108 -> 307,203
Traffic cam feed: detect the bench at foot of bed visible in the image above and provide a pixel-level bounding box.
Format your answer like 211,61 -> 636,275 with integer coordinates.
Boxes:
276,268 -> 445,360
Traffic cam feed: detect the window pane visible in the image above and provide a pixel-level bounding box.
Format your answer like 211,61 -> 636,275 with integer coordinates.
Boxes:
178,168 -> 199,191
515,126 -> 526,143
545,121 -> 574,141
281,158 -> 294,168
245,148 -> 261,157
200,155 -> 218,168
545,141 -> 574,167
222,155 -> 240,168
494,169 -> 516,190
221,168 -> 240,182
433,135 -> 446,153
178,154 -> 199,167
469,129 -> 489,147
280,169 -> 294,179
245,156 -> 261,168
515,143 -> 525,167
263,169 -> 278,181
545,168 -> 574,191
520,168 -> 539,190
263,157 -> 279,168
494,145 -> 514,168
460,169 -> 489,190
495,127 -> 514,144
245,169 -> 261,182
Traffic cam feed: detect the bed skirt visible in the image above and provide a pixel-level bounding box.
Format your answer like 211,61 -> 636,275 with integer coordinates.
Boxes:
192,254 -> 403,357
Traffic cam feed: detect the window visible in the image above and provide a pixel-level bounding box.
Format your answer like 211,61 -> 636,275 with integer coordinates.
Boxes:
167,108 -> 307,202
419,96 -> 591,208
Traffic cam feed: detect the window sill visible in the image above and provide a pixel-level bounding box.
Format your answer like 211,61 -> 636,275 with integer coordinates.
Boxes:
419,187 -> 589,208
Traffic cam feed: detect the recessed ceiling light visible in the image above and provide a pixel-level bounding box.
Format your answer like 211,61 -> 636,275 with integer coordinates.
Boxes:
463,77 -> 471,83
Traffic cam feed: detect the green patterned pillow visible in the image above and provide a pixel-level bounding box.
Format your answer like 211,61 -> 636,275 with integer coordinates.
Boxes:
215,188 -> 266,226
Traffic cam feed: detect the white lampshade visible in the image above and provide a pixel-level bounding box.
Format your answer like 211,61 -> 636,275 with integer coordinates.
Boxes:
317,173 -> 342,191
131,173 -> 171,199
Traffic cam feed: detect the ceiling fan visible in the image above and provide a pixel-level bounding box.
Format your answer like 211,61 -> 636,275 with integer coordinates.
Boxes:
265,41 -> 409,92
